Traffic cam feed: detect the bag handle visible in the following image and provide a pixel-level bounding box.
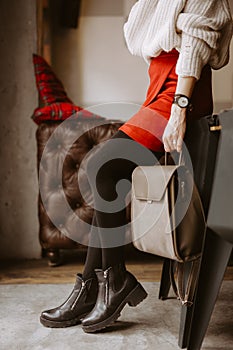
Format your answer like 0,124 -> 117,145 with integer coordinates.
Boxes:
165,151 -> 184,166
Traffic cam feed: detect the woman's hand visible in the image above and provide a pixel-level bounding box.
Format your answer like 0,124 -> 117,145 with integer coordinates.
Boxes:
162,103 -> 187,153
163,75 -> 196,153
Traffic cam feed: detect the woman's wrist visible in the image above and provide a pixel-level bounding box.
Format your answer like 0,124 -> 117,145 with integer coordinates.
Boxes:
175,76 -> 197,98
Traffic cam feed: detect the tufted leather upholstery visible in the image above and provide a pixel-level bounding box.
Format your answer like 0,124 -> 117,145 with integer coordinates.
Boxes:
36,117 -> 134,265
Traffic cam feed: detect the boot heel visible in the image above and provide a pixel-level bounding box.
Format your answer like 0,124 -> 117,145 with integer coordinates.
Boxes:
127,283 -> 148,307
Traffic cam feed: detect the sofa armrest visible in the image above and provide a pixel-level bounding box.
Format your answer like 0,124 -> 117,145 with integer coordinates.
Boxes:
36,119 -> 123,251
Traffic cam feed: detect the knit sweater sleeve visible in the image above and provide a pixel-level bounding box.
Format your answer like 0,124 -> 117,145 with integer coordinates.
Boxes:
176,0 -> 233,79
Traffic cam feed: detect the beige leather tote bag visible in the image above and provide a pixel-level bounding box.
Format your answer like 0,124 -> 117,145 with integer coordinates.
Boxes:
131,159 -> 206,263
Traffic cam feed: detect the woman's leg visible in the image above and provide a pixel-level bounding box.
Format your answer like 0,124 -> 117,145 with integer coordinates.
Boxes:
84,130 -> 162,269
82,130 -> 163,332
82,214 -> 102,279
40,129 -> 162,329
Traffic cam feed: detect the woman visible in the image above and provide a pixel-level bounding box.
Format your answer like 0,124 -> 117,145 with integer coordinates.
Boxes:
40,0 -> 233,333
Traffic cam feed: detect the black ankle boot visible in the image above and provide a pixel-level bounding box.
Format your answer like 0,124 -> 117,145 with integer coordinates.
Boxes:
40,274 -> 98,328
81,264 -> 147,333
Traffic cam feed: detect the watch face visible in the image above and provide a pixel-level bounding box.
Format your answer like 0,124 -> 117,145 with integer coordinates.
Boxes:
178,96 -> 189,108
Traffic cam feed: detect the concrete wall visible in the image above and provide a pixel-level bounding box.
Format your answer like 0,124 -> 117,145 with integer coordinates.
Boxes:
0,0 -> 40,259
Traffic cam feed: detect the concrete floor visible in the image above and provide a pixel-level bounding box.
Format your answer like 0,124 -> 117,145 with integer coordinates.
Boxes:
0,282 -> 232,350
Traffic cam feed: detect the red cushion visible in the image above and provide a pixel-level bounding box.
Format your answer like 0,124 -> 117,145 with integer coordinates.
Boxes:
32,54 -> 102,124
32,102 -> 99,124
33,54 -> 73,105
32,102 -> 80,124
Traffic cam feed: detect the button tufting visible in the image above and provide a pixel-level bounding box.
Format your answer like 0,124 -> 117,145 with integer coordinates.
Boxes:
36,120 -> 123,253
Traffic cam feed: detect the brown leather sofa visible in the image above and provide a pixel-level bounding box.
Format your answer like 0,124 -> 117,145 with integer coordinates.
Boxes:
36,117 -> 138,266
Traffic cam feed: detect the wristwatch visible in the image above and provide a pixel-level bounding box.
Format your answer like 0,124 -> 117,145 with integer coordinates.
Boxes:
173,94 -> 192,109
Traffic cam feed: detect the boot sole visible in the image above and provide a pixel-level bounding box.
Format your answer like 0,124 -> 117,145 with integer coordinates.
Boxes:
82,282 -> 147,333
40,312 -> 88,328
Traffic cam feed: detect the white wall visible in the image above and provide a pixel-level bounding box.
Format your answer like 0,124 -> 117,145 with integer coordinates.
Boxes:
50,0 -> 148,118
0,0 -> 40,259
75,16 -> 148,106
212,0 -> 233,112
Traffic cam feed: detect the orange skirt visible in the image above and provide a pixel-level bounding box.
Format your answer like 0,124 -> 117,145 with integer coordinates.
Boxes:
119,49 -> 213,151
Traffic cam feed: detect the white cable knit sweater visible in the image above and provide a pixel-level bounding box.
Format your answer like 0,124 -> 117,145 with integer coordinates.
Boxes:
124,0 -> 233,79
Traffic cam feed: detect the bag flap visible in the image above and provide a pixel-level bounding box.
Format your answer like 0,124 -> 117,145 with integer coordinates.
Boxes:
132,165 -> 180,201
